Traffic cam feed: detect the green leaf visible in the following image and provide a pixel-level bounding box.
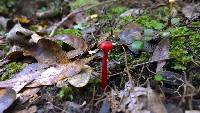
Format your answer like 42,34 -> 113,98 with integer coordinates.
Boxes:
161,32 -> 170,38
154,74 -> 163,81
131,41 -> 144,50
144,29 -> 154,36
171,18 -> 180,26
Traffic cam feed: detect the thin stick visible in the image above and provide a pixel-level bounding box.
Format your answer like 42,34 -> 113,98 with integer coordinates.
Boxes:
49,0 -> 115,37
122,46 -> 133,82
131,58 -> 170,68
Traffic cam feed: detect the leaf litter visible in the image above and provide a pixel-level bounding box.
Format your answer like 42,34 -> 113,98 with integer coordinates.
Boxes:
0,0 -> 200,112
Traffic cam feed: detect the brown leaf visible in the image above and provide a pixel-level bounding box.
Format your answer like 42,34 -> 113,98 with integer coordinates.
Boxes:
151,38 -> 169,72
0,58 -> 86,91
182,3 -> 200,20
0,88 -> 16,113
54,34 -> 88,51
6,45 -> 24,61
26,38 -> 69,64
6,25 -> 69,65
68,65 -> 92,87
0,63 -> 48,92
26,59 -> 86,87
6,24 -> 33,47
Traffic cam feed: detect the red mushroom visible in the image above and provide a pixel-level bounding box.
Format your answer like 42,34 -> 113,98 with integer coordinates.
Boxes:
99,41 -> 113,89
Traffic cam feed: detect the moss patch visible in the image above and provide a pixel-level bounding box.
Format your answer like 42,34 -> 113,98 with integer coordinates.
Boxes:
55,28 -> 81,37
1,62 -> 23,81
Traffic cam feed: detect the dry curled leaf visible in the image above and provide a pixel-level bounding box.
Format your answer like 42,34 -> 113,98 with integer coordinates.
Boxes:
151,38 -> 169,72
54,34 -> 88,51
68,65 -> 92,87
0,63 -> 48,92
26,59 -> 86,87
0,88 -> 16,113
25,38 -> 69,65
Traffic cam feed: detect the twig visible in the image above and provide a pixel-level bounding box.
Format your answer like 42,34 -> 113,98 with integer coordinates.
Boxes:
49,0 -> 116,37
122,46 -> 133,82
131,58 -> 170,69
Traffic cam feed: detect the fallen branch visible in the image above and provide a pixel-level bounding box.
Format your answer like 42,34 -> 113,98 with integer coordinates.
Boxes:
49,0 -> 116,37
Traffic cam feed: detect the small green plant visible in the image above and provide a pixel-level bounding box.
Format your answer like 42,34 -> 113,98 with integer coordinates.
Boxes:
119,16 -> 135,25
136,16 -> 165,30
29,25 -> 38,32
55,28 -> 81,37
0,0 -> 16,13
1,62 -> 22,81
168,27 -> 200,70
100,5 -> 128,21
69,0 -> 99,10
154,74 -> 164,81
57,86 -> 75,100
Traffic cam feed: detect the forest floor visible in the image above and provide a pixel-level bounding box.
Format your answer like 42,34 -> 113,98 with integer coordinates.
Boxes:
0,0 -> 200,113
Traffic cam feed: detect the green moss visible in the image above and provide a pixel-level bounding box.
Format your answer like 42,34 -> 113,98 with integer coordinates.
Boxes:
136,16 -> 165,30
191,21 -> 200,27
100,5 -> 128,21
150,6 -> 169,21
55,28 -> 81,37
1,62 -> 23,81
29,25 -> 38,32
119,16 -> 135,25
69,0 -> 99,10
168,27 -> 200,70
109,5 -> 128,15
57,86 -> 75,100
0,0 -> 16,13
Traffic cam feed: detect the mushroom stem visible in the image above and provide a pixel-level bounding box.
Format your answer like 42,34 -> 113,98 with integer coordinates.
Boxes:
101,51 -> 108,89
98,41 -> 113,89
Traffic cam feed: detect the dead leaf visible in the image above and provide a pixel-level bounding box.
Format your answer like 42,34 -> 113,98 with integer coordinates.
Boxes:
17,16 -> 31,24
108,81 -> 168,113
185,110 -> 200,113
26,59 -> 86,87
63,12 -> 88,28
0,88 -> 16,113
0,16 -> 14,31
68,65 -> 92,87
6,45 -> 24,61
119,24 -> 143,45
151,38 -> 169,72
0,58 -> 87,92
0,63 -> 48,92
25,38 -> 69,64
120,8 -> 144,17
182,3 -> 200,20
6,24 -> 33,47
165,103 -> 183,113
14,105 -> 37,113
54,34 -> 88,51
147,87 -> 167,113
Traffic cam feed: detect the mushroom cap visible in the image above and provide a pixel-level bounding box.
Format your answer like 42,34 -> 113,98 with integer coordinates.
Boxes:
99,41 -> 113,52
